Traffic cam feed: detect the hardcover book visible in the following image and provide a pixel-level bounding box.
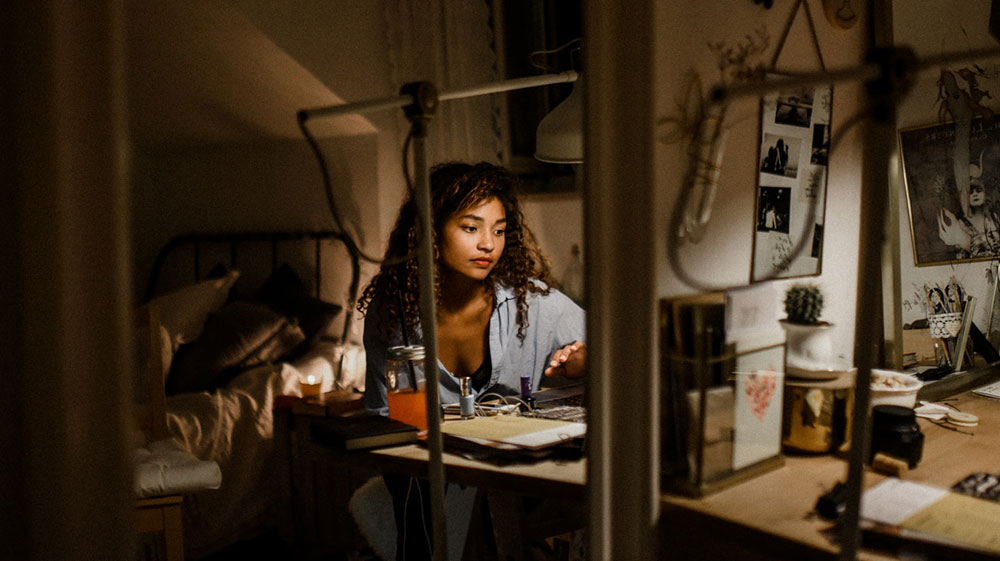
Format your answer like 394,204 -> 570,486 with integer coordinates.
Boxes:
309,414 -> 419,451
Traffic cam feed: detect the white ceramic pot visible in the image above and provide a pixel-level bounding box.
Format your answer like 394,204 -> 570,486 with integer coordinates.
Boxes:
781,320 -> 836,375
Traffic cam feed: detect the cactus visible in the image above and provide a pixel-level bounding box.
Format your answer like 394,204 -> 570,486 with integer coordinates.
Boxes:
784,283 -> 824,324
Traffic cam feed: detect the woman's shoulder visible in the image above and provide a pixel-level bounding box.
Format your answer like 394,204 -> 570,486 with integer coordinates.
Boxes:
497,278 -> 576,308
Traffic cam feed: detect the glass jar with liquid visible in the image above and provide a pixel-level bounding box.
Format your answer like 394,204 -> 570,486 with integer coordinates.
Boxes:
386,345 -> 427,431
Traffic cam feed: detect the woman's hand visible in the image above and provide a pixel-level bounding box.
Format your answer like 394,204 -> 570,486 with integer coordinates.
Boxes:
544,341 -> 587,378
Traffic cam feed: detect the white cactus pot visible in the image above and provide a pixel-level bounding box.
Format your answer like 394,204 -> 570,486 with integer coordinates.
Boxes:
780,320 -> 836,376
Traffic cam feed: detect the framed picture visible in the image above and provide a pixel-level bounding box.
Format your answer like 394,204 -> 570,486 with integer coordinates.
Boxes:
751,77 -> 833,281
898,117 -> 1000,265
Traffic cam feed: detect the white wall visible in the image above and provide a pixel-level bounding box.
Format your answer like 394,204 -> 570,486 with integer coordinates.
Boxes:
129,0 -> 400,304
131,135 -> 379,295
522,192 -> 585,290
892,0 -> 1000,342
654,0 -> 868,364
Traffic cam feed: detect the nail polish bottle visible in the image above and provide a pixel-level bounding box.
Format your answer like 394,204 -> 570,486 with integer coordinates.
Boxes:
460,377 -> 475,419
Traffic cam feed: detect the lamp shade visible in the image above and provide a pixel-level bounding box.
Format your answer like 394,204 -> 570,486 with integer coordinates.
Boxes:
534,76 -> 583,163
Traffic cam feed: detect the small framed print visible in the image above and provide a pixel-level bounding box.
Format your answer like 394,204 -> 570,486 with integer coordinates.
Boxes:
751,76 -> 833,281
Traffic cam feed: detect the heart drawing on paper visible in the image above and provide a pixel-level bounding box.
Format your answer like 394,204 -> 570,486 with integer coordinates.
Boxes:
744,370 -> 777,421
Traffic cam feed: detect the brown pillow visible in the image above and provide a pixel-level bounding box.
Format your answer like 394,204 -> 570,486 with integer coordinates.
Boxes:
166,301 -> 305,394
256,264 -> 343,355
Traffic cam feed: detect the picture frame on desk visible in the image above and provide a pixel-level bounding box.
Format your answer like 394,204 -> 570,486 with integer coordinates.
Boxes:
659,295 -> 785,497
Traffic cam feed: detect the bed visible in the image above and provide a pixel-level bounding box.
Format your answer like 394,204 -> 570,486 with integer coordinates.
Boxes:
135,230 -> 364,559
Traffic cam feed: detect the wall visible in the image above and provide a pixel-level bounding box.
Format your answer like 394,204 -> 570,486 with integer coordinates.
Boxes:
522,191 -> 585,291
891,0 -> 1000,344
654,0 -> 868,364
129,0 -> 399,311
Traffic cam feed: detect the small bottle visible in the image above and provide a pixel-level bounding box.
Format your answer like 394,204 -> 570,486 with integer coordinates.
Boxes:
459,377 -> 475,419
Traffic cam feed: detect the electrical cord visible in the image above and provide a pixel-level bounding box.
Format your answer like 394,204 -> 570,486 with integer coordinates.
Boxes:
666,106 -> 868,291
297,114 -> 421,267
401,476 -> 412,560
413,476 -> 433,555
400,476 -> 433,561
475,392 -> 531,416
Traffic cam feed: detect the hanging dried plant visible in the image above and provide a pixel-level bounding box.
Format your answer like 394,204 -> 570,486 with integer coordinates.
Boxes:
657,27 -> 770,244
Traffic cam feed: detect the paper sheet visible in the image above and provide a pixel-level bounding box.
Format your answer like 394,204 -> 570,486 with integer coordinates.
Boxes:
902,493 -> 1000,553
862,479 -> 948,526
973,380 -> 1000,400
441,415 -> 585,450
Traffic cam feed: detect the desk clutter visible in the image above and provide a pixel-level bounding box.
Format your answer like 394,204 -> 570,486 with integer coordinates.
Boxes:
436,392 -> 588,465
861,478 -> 1000,557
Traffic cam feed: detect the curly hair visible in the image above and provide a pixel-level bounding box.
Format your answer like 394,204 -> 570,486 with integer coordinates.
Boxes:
357,161 -> 553,342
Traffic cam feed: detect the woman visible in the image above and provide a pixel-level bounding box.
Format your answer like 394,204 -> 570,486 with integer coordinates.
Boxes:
937,154 -> 1000,258
356,161 -> 586,560
359,161 -> 587,414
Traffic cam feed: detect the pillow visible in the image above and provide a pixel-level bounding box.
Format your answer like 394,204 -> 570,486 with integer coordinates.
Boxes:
256,265 -> 343,353
166,300 -> 305,395
146,270 -> 241,350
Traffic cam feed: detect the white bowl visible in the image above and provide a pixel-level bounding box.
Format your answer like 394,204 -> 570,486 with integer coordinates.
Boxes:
869,369 -> 921,409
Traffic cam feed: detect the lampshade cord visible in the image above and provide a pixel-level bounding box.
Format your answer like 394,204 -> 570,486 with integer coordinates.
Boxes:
298,108 -> 420,266
297,115 -> 381,264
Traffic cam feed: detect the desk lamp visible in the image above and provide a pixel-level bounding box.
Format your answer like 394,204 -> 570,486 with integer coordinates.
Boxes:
298,69 -> 580,560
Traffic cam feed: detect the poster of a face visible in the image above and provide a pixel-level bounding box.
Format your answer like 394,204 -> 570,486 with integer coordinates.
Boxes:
899,118 -> 1000,265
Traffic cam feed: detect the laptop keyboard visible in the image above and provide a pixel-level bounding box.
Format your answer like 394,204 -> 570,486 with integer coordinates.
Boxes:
526,404 -> 587,423
538,393 -> 584,407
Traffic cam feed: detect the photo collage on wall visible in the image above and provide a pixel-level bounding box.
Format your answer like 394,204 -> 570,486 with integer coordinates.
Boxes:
751,78 -> 833,282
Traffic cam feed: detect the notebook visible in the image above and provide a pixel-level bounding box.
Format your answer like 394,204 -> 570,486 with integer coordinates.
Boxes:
310,414 -> 419,451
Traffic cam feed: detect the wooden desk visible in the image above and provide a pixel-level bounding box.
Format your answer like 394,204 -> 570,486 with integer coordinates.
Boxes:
660,389 -> 1000,561
275,408 -> 586,557
277,386 -> 1000,560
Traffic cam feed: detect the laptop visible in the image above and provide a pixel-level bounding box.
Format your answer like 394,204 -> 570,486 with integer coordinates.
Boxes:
529,381 -> 587,422
532,380 -> 585,406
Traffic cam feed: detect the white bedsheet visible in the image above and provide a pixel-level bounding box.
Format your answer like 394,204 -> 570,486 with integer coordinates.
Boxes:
163,352 -> 339,559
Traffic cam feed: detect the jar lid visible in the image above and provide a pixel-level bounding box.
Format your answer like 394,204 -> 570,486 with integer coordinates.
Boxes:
947,410 -> 978,427
387,345 -> 425,361
872,404 -> 920,433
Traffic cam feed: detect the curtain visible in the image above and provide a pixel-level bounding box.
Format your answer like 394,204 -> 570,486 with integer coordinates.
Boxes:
385,0 -> 505,165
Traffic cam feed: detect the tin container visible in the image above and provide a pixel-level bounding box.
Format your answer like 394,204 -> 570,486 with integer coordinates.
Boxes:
782,368 -> 855,453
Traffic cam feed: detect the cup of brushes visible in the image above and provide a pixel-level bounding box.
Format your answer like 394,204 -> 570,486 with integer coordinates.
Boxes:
923,281 -> 975,371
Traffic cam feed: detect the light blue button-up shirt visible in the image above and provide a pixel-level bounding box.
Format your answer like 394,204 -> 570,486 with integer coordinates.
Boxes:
362,281 -> 586,416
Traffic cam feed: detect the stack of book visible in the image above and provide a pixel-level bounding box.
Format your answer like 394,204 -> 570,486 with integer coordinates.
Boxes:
310,414 -> 419,451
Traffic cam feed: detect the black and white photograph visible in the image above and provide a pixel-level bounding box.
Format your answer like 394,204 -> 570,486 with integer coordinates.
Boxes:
811,123 -> 829,166
899,117 -> 1000,265
759,133 -> 801,178
752,78 -> 833,282
811,223 -> 824,258
773,87 -> 814,128
756,186 -> 791,234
